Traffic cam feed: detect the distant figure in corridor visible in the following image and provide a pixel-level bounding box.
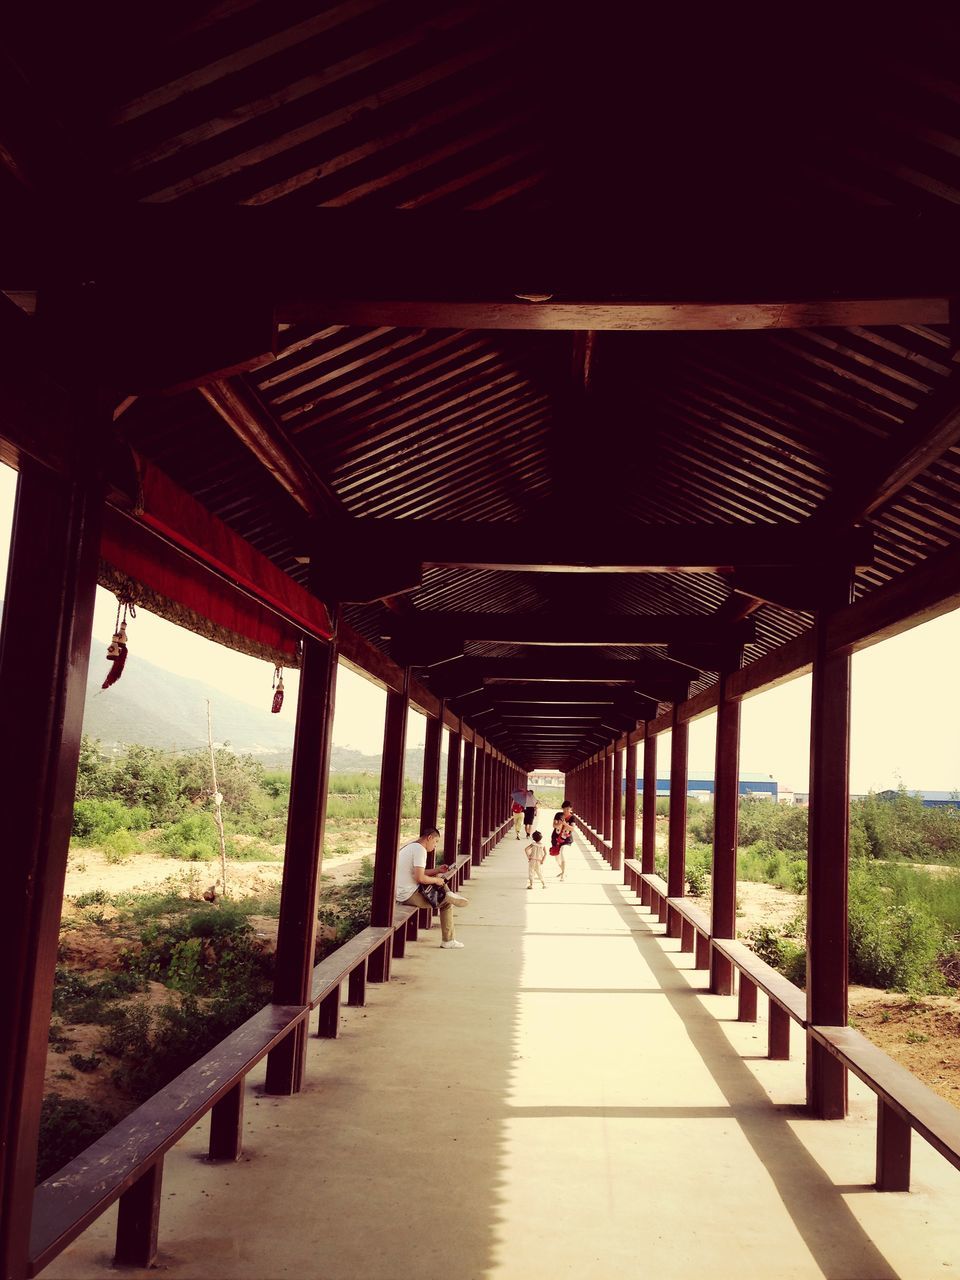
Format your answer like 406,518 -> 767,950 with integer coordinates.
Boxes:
512,798 -> 525,839
523,788 -> 538,837
394,827 -> 468,949
549,813 -> 568,880
525,830 -> 546,889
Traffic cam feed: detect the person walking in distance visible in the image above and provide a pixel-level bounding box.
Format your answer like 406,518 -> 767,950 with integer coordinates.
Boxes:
522,788 -> 538,837
394,827 -> 468,949
525,830 -> 547,889
512,798 -> 524,839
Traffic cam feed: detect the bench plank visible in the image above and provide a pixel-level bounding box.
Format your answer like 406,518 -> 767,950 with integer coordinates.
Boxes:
30,1002 -> 309,1273
667,896 -> 711,935
309,926 -> 392,1006
812,1025 -> 960,1173
711,938 -> 807,1025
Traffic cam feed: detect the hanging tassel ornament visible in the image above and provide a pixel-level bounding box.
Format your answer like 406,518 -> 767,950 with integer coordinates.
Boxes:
271,665 -> 284,714
103,595 -> 136,690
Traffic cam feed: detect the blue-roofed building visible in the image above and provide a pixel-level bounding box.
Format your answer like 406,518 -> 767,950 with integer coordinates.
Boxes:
877,789 -> 960,810
626,770 -> 778,800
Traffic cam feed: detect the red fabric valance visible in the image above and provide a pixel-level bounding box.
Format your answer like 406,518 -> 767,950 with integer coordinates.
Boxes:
99,456 -> 332,663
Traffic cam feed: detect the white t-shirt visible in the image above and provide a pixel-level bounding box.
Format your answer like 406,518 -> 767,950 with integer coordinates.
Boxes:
395,840 -> 427,902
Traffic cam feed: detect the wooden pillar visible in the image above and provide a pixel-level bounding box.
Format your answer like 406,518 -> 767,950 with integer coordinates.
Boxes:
368,672 -> 410,982
667,709 -> 688,938
611,744 -> 624,872
419,709 -> 443,870
265,613 -> 339,1094
0,454 -> 103,1280
710,659 -> 742,996
442,723 -> 461,865
807,574 -> 853,1119
641,729 -> 657,875
472,743 -> 487,863
602,750 -> 612,846
624,738 -> 638,875
460,737 -> 475,860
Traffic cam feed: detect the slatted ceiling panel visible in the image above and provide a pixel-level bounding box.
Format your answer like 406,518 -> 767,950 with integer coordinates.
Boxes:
413,568 -> 548,615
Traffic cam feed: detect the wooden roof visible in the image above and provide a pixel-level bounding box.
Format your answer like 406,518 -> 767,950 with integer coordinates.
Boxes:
3,6 -> 960,767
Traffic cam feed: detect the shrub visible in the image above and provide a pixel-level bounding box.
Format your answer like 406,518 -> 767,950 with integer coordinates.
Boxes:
848,861 -> 945,993
36,1095 -> 113,1183
103,828 -> 140,862
72,888 -> 110,908
156,812 -> 219,861
68,1051 -> 102,1073
72,798 -> 149,842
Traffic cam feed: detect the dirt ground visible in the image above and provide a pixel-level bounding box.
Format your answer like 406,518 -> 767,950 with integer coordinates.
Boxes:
53,848 -> 960,1111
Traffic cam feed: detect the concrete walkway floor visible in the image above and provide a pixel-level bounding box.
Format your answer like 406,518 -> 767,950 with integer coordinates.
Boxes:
45,834 -> 959,1280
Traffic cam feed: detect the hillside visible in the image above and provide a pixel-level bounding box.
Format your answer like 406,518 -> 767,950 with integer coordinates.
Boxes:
81,645 -> 425,777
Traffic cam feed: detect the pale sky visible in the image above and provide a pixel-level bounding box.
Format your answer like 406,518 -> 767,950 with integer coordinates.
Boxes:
1,462 -> 957,790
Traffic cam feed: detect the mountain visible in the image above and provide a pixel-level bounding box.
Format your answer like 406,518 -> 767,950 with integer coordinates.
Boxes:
81,645 -> 428,777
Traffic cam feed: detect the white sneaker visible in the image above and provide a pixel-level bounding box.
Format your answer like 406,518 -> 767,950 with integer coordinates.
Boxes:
445,890 -> 469,906
440,939 -> 465,949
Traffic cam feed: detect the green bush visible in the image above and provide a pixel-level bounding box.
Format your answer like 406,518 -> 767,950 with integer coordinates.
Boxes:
36,1094 -> 113,1183
72,798 -> 149,842
744,923 -> 806,987
103,828 -> 140,862
848,861 -> 945,993
685,842 -> 712,896
156,812 -> 219,861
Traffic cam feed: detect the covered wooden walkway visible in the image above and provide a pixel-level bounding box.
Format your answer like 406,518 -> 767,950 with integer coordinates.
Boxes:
42,832 -> 958,1280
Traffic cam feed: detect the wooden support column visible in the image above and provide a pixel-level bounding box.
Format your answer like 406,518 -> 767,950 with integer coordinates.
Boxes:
602,750 -> 612,848
460,737 -> 475,860
667,708 -> 688,938
0,453 -> 103,1280
624,738 -> 638,879
442,723 -> 461,865
265,610 -> 339,1094
368,671 -> 410,982
419,709 -> 443,841
806,573 -> 853,1119
710,658 -> 742,996
611,745 -> 624,872
641,729 -> 657,907
471,743 -> 487,863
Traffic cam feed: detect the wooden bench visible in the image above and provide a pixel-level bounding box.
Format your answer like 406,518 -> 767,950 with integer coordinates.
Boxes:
311,925 -> 393,1035
810,1024 -> 960,1191
667,895 -> 712,970
30,1001 -> 310,1274
31,913 -> 430,1274
711,937 -> 807,1060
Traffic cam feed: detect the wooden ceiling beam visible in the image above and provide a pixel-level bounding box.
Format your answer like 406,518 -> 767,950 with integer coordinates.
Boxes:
350,519 -> 873,573
385,611 -> 755,647
199,377 -> 345,522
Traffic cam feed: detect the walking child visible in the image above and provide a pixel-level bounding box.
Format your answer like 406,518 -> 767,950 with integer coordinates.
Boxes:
550,812 -> 570,881
525,830 -> 546,888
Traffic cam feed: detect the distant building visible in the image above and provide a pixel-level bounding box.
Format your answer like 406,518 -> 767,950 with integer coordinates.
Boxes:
878,789 -> 960,810
528,769 -> 565,790
628,770 -> 778,801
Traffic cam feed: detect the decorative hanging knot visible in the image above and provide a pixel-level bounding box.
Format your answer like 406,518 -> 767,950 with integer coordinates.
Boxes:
271,664 -> 284,714
103,586 -> 138,690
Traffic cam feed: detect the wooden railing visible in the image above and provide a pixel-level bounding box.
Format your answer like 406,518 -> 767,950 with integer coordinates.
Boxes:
611,845 -> 960,1193
29,832 -> 509,1275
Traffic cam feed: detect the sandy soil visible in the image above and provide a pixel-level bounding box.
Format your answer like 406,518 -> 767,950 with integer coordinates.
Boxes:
52,848 -> 960,1111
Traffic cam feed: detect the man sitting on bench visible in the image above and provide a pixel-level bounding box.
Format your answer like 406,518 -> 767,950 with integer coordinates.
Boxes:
394,826 -> 468,950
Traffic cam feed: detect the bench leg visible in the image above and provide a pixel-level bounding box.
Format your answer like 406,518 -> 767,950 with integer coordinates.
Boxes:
392,925 -> 406,959
368,939 -> 391,983
876,1098 -> 912,1191
738,975 -> 758,1021
317,983 -> 342,1038
657,894 -> 668,925
115,1160 -> 163,1269
666,904 -> 682,938
406,911 -> 419,943
209,1080 -> 244,1160
768,1001 -> 790,1059
418,905 -> 432,931
680,919 -> 695,953
347,959 -> 367,1007
695,931 -> 711,971
710,949 -> 734,995
640,880 -> 651,908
